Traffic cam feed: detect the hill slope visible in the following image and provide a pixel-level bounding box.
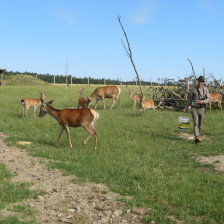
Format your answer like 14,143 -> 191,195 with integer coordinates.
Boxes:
4,75 -> 49,86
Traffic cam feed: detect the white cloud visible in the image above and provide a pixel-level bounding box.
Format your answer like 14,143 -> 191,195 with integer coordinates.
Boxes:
200,1 -> 215,11
55,10 -> 76,24
131,1 -> 159,25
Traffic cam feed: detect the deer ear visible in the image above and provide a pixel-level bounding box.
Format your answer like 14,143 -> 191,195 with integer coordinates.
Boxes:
47,100 -> 53,104
41,97 -> 44,103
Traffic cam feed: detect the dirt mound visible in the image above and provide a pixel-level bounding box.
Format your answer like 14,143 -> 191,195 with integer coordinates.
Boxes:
4,75 -> 49,86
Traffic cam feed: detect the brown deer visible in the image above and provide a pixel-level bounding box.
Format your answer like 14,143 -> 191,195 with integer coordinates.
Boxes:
87,86 -> 121,110
21,92 -> 47,118
209,93 -> 223,113
139,95 -> 156,115
77,88 -> 89,109
38,99 -> 99,150
78,98 -> 89,109
129,90 -> 141,108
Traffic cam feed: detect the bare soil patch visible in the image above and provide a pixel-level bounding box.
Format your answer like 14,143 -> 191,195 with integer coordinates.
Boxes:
0,133 -> 151,223
178,131 -> 224,172
197,155 -> 224,172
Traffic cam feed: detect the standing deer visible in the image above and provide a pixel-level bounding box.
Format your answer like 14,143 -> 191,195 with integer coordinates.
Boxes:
129,90 -> 141,108
38,99 -> 99,150
139,95 -> 156,115
87,86 -> 121,110
209,93 -> 223,113
77,88 -> 89,109
21,92 -> 47,118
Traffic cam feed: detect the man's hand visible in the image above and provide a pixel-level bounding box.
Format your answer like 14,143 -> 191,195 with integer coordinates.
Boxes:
197,100 -> 204,104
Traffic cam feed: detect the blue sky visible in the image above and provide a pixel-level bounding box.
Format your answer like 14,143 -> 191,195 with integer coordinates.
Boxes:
1,0 -> 224,82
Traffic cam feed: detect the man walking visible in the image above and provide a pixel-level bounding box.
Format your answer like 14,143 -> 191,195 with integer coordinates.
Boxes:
183,76 -> 210,143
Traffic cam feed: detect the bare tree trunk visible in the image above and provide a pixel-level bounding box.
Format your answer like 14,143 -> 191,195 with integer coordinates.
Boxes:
185,78 -> 189,100
117,15 -> 143,100
187,58 -> 197,82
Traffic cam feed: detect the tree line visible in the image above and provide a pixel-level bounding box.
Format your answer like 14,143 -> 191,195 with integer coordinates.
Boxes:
4,70 -> 176,86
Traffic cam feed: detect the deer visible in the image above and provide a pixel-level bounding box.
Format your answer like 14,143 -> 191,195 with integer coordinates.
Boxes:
139,95 -> 156,115
77,88 -> 89,109
38,98 -> 99,150
21,92 -> 47,118
129,90 -> 141,108
209,93 -> 223,113
87,86 -> 121,110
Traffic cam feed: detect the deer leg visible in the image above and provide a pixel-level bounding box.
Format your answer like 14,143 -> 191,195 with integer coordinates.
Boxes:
22,106 -> 25,118
94,99 -> 99,110
91,127 -> 98,151
209,102 -> 212,113
64,125 -> 73,149
116,96 -> 121,109
33,107 -> 36,117
25,106 -> 30,118
110,97 -> 116,110
82,125 -> 93,148
56,127 -> 65,147
102,97 -> 106,110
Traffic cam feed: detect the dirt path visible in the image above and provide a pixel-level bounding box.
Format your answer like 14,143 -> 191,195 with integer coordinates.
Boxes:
179,132 -> 224,172
0,133 -> 151,224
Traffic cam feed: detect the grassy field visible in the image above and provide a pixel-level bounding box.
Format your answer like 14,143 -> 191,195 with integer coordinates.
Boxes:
0,84 -> 224,223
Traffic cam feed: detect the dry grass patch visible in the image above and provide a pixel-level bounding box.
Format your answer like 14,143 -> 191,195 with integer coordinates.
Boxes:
17,141 -> 32,145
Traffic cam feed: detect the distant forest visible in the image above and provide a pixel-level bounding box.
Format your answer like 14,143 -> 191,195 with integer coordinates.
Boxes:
4,70 -> 174,86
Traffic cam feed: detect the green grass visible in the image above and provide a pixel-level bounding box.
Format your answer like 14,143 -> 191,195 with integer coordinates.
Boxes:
0,84 -> 224,223
0,163 -> 38,223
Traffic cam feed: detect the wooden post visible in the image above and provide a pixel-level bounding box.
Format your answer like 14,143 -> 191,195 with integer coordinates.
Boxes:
0,69 -> 6,86
88,77 -> 90,87
54,75 -> 55,85
70,75 -> 72,86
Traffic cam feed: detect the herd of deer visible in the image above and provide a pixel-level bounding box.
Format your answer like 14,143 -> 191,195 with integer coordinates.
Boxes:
20,86 -> 223,150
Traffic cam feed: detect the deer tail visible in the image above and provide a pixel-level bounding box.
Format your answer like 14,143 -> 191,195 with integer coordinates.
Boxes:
90,109 -> 99,128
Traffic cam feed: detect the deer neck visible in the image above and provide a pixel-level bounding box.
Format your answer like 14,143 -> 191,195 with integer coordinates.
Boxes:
46,104 -> 60,120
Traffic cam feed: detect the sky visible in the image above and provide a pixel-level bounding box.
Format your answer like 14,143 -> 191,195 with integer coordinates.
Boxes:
1,0 -> 224,82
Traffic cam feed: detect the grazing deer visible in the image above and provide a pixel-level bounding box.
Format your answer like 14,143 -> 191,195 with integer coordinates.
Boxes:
87,86 -> 121,110
77,88 -> 89,109
129,90 -> 141,108
209,93 -> 223,113
21,92 -> 47,118
139,95 -> 156,115
38,99 -> 99,150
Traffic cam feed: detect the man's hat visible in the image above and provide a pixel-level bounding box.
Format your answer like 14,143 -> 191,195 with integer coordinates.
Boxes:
197,76 -> 205,82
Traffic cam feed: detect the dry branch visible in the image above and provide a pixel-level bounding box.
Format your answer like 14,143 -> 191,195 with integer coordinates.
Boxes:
187,58 -> 197,81
117,15 -> 143,98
